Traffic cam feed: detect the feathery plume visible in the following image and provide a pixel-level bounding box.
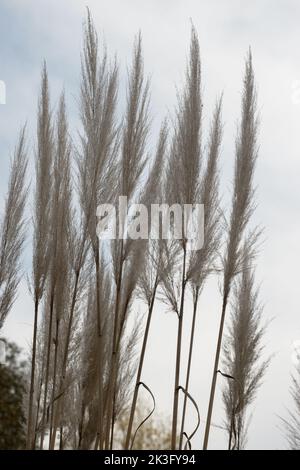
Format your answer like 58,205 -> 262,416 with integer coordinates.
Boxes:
203,50 -> 259,449
222,244 -> 269,449
179,98 -> 222,449
27,64 -> 53,449
167,25 -> 203,449
48,92 -> 72,448
77,10 -> 119,449
105,32 -> 150,448
0,127 -> 28,328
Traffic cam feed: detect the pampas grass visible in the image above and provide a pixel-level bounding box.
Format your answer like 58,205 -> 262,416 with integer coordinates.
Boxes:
164,26 -> 203,449
105,32 -> 150,449
0,11 -> 270,451
222,244 -> 269,449
0,127 -> 28,329
78,10 -> 119,449
28,64 -> 53,449
179,97 -> 222,449
203,50 -> 259,449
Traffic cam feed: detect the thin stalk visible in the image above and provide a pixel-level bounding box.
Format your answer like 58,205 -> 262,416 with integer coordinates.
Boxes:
171,244 -> 187,449
26,297 -> 39,448
59,426 -> 63,450
179,286 -> 199,449
33,364 -> 44,448
228,415 -> 234,450
109,292 -> 133,450
202,293 -> 228,449
95,240 -> 104,449
124,276 -> 158,449
39,293 -> 55,449
110,391 -> 117,449
104,288 -> 122,447
104,303 -> 119,448
49,316 -> 60,448
104,240 -> 124,449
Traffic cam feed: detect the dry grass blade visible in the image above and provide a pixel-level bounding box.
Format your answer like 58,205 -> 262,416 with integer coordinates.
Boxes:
0,127 -> 28,329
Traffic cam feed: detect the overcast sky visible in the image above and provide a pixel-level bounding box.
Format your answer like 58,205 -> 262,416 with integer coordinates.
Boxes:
1,0 -> 300,450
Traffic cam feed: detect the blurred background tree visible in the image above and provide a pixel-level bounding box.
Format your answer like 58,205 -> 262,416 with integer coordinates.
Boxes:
0,339 -> 26,449
116,400 -> 171,450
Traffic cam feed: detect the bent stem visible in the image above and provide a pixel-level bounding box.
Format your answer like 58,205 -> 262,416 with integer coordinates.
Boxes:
124,276 -> 158,449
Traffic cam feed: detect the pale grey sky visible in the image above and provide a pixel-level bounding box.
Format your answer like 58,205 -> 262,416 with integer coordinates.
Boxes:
1,0 -> 300,450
